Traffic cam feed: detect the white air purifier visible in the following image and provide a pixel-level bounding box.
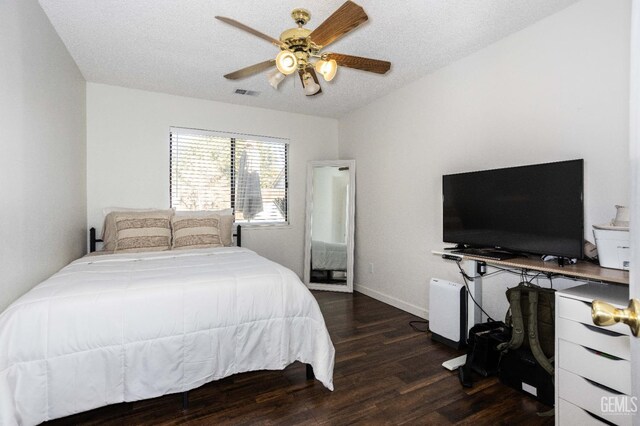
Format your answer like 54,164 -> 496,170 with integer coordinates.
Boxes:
429,278 -> 467,349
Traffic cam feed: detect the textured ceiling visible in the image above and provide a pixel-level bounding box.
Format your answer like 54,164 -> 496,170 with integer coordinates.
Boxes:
39,0 -> 580,118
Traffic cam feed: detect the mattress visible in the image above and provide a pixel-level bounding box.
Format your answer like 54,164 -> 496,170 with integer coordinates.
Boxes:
0,247 -> 334,425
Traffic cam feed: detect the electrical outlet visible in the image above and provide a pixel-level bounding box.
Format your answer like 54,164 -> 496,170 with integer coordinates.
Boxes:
369,263 -> 374,274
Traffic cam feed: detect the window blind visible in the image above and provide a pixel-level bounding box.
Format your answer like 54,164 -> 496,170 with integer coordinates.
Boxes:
170,127 -> 288,224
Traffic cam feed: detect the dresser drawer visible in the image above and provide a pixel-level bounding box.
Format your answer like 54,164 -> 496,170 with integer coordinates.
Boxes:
557,296 -> 631,336
558,398 -> 611,426
558,339 -> 631,394
557,317 -> 630,360
559,369 -> 632,426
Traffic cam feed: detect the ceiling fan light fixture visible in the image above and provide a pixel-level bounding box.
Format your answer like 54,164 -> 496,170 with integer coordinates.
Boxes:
302,72 -> 321,96
315,59 -> 337,82
267,68 -> 286,89
276,50 -> 298,75
217,2 -> 391,96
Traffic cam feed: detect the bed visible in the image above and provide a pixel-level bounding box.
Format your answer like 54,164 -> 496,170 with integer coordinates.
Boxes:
311,240 -> 347,271
0,223 -> 335,425
311,240 -> 348,282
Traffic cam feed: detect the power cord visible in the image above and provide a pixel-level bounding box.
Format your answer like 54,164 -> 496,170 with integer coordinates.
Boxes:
455,259 -> 495,322
480,263 -> 556,288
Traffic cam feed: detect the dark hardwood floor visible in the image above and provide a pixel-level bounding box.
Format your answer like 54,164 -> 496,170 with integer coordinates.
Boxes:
48,291 -> 553,425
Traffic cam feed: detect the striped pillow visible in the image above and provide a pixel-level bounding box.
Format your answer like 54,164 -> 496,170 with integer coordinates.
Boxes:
173,209 -> 235,246
101,208 -> 173,251
113,212 -> 172,252
172,214 -> 223,250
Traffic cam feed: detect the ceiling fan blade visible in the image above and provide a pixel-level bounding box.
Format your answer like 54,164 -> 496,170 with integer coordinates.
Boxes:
298,68 -> 322,96
224,59 -> 276,80
215,16 -> 286,48
309,1 -> 368,48
325,53 -> 391,74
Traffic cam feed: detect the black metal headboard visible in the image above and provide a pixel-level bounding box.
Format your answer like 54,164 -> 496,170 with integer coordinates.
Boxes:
89,228 -> 102,253
89,225 -> 242,252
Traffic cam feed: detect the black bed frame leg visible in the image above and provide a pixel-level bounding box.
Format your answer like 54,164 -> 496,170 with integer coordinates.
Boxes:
306,364 -> 315,381
182,391 -> 189,410
89,227 -> 96,253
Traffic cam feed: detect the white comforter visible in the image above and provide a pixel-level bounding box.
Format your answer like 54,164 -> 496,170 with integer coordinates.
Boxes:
0,247 -> 335,425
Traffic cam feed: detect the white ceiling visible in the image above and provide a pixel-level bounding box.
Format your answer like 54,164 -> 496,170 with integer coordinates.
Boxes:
39,0 -> 580,118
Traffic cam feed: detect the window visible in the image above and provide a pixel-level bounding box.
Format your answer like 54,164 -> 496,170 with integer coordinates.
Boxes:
170,127 -> 288,224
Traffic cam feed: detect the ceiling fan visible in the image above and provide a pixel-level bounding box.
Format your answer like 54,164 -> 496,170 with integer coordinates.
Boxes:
215,1 -> 391,96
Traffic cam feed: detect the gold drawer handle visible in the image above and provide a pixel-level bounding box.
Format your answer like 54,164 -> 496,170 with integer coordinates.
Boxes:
592,299 -> 640,337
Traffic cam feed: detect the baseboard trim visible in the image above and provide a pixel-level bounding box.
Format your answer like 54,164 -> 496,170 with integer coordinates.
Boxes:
354,283 -> 428,319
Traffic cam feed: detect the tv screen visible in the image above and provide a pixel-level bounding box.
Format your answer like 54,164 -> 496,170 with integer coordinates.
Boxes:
442,159 -> 584,258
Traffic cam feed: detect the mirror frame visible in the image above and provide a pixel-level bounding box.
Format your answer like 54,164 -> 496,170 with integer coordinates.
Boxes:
303,159 -> 356,292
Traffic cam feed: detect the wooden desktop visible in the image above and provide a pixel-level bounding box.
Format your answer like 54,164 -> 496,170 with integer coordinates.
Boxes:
457,253 -> 629,285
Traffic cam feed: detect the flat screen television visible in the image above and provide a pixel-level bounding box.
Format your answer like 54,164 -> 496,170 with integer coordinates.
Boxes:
442,159 -> 584,259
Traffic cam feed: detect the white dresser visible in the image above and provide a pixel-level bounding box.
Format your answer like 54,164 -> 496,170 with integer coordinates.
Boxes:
555,283 -> 633,425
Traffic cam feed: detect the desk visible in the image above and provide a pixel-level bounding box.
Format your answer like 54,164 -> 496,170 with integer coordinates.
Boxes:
433,250 -> 629,371
432,250 -> 629,339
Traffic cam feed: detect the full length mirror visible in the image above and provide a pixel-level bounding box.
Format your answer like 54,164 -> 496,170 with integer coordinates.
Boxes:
304,160 -> 355,292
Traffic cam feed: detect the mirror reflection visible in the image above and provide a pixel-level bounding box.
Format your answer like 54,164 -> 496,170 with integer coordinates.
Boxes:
310,166 -> 350,284
304,160 -> 355,292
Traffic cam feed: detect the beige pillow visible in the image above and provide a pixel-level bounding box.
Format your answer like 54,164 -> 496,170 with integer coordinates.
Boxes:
171,214 -> 223,250
113,211 -> 172,253
174,209 -> 235,246
102,208 -> 173,251
219,215 -> 235,247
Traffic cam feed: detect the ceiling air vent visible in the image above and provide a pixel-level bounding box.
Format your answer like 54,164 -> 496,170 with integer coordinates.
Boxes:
234,89 -> 260,96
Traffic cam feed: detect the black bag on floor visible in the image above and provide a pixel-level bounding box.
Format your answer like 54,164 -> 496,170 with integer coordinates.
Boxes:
497,282 -> 556,406
458,321 -> 511,387
498,347 -> 555,406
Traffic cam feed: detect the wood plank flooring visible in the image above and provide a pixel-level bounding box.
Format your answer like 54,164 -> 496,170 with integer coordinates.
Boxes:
47,291 -> 553,425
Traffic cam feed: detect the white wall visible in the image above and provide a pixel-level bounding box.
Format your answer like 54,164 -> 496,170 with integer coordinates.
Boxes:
338,0 -> 631,319
0,1 -> 86,311
86,83 -> 338,276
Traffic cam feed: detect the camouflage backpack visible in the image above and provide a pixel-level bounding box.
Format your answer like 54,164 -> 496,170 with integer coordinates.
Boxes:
498,282 -> 556,375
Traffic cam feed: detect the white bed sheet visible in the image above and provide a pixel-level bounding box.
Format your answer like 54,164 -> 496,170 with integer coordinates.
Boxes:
0,247 -> 334,425
311,240 -> 347,271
